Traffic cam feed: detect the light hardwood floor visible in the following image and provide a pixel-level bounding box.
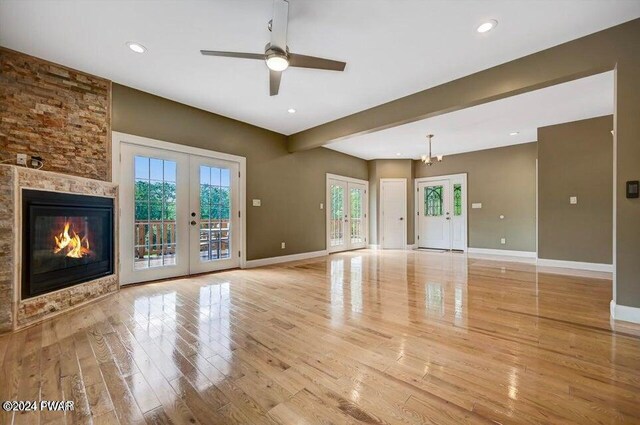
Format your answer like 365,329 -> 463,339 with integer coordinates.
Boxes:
1,250 -> 640,424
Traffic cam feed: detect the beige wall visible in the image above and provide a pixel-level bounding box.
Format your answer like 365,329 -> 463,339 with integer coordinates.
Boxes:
538,116 -> 613,264
112,84 -> 368,261
414,143 -> 538,252
367,159 -> 414,245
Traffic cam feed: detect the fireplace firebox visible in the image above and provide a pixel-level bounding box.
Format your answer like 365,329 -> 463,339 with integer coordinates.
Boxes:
22,189 -> 114,299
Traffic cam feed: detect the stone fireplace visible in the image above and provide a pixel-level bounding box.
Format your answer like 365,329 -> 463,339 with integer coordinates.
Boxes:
0,48 -> 114,333
0,165 -> 119,332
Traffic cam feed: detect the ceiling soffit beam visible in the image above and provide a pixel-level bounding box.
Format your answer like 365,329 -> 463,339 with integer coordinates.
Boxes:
286,18 -> 639,153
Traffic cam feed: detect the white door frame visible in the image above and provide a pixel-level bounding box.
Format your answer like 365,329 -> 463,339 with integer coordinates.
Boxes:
326,173 -> 369,253
380,178 -> 407,249
112,131 -> 247,272
414,173 -> 468,251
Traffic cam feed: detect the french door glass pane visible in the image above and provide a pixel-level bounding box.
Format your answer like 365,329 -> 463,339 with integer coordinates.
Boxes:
350,187 -> 364,244
199,165 -> 231,261
134,156 -> 177,269
330,184 -> 344,247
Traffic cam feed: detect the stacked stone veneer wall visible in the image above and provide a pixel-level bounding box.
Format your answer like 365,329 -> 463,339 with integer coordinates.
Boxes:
0,47 -> 111,181
0,165 -> 119,332
0,166 -> 15,332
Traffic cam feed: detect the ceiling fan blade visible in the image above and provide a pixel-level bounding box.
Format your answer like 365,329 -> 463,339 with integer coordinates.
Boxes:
289,53 -> 346,71
269,70 -> 282,96
270,0 -> 289,51
200,50 -> 265,60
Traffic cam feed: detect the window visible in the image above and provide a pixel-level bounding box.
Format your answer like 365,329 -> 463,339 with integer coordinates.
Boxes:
454,184 -> 462,216
425,186 -> 443,216
134,156 -> 177,269
350,188 -> 363,244
330,184 -> 344,246
199,166 -> 231,261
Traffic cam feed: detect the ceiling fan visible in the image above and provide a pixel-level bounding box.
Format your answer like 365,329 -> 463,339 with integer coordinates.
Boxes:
200,0 -> 346,96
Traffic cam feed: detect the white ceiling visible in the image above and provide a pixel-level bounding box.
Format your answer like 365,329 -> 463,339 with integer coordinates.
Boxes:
0,1 -> 637,135
325,71 -> 614,159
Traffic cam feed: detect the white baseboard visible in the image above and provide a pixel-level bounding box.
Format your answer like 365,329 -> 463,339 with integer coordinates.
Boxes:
244,250 -> 327,268
611,300 -> 640,324
467,247 -> 537,258
537,258 -> 613,273
367,244 -> 381,250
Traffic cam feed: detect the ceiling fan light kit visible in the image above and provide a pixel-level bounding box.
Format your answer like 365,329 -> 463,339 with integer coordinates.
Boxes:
200,0 -> 346,96
265,45 -> 289,71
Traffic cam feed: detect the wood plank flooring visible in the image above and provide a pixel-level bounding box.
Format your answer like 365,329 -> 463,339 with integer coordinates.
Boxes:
1,250 -> 640,424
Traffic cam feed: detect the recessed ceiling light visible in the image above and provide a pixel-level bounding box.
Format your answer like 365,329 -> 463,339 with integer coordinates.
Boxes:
477,20 -> 498,33
126,42 -> 147,53
509,131 -> 519,136
287,108 -> 296,114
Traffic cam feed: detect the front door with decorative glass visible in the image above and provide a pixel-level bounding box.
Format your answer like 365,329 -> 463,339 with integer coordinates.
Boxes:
417,174 -> 466,251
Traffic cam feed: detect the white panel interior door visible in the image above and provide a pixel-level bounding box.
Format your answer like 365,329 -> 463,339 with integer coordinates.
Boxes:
381,179 -> 406,249
120,144 -> 190,284
418,180 -> 451,250
189,155 -> 240,273
328,179 -> 348,252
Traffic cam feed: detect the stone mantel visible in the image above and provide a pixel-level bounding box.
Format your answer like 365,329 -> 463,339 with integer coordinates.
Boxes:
0,165 -> 119,333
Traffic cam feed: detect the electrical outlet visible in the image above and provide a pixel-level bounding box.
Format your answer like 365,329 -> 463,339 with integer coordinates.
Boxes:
500,238 -> 506,245
569,196 -> 578,205
252,199 -> 261,207
281,242 -> 286,249
16,153 -> 27,165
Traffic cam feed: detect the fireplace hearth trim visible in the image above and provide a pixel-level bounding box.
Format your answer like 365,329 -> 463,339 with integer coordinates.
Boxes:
0,165 -> 120,333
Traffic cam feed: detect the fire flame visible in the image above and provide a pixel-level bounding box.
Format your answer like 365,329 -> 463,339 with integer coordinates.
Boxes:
53,222 -> 92,258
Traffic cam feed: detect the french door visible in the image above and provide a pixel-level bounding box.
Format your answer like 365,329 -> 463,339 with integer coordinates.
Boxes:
417,174 -> 466,251
120,143 -> 241,284
327,175 -> 368,253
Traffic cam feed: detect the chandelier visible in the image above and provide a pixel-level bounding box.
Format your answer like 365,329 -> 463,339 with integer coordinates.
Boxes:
421,134 -> 443,165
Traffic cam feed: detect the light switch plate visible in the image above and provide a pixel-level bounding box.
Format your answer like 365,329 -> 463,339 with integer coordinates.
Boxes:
320,203 -> 324,210
500,238 -> 506,245
471,203 -> 482,209
570,196 -> 578,205
252,199 -> 261,207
